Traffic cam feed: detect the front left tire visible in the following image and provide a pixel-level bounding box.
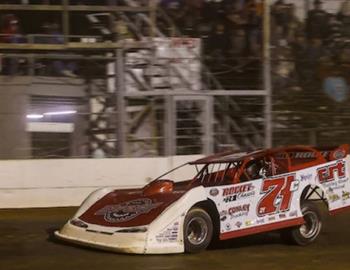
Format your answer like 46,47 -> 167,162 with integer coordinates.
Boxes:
184,207 -> 213,253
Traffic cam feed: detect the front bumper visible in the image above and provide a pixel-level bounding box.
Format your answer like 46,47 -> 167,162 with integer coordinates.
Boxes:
54,222 -> 184,254
55,223 -> 148,254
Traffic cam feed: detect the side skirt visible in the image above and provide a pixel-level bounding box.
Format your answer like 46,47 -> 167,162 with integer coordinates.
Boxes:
220,217 -> 305,240
329,205 -> 350,216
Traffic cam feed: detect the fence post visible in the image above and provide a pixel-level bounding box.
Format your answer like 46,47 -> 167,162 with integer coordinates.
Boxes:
263,0 -> 273,148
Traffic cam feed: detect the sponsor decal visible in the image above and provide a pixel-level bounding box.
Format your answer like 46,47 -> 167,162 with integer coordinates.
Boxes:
235,221 -> 242,228
256,218 -> 265,225
293,152 -> 317,159
156,221 -> 179,243
276,151 -> 333,159
339,178 -> 349,184
342,191 -> 350,201
223,184 -> 255,203
300,174 -> 312,182
223,183 -> 254,196
225,223 -> 231,231
317,161 -> 346,184
209,188 -> 219,197
289,210 -> 298,217
325,180 -> 347,191
228,204 -> 250,218
329,193 -> 340,203
333,149 -> 346,159
95,198 -> 162,223
268,216 -> 276,221
245,220 -> 253,226
220,210 -> 228,221
279,213 -> 286,219
220,210 -> 228,216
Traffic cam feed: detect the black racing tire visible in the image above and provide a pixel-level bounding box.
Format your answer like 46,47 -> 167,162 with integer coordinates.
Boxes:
184,207 -> 213,253
281,201 -> 322,246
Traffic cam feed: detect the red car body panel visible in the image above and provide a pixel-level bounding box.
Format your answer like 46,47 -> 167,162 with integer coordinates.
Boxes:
79,185 -> 187,227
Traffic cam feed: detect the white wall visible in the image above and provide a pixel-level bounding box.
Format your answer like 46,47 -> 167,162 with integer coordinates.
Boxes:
0,155 -> 202,209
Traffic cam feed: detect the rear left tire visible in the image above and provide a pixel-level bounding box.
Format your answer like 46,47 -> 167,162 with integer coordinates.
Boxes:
281,201 -> 322,245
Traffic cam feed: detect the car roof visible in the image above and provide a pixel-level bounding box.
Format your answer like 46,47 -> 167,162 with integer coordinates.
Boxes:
189,145 -> 322,164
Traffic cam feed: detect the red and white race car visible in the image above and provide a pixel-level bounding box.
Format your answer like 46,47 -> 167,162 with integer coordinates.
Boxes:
55,145 -> 350,254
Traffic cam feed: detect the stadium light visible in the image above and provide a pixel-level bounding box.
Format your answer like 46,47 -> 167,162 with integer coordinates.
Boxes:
26,114 -> 44,119
43,110 -> 77,116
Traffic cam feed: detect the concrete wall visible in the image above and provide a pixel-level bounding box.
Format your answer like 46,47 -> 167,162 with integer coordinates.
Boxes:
0,77 -> 31,159
0,155 -> 202,209
0,76 -> 86,159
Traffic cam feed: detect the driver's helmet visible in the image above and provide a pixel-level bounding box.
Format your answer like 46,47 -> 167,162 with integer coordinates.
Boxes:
246,162 -> 260,179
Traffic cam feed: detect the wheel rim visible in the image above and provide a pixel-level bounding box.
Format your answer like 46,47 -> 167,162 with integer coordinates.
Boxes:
186,216 -> 208,245
299,210 -> 320,239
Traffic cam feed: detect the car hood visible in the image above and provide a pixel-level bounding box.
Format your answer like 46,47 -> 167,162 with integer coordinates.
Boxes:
79,184 -> 187,227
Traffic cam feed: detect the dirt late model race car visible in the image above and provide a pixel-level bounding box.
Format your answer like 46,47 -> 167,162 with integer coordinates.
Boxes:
55,144 -> 350,254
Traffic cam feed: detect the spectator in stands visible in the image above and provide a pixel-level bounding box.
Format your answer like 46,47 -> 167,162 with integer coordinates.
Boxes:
339,44 -> 350,81
92,142 -> 106,158
0,14 -> 23,75
37,22 -> 77,77
1,14 -> 22,44
161,0 -> 184,21
285,4 -> 303,44
271,0 -> 291,42
29,0 -> 62,3
306,0 -> 329,41
112,15 -> 134,41
225,3 -> 246,56
338,0 -> 350,38
177,1 -> 204,37
37,22 -> 64,44
326,14 -> 343,52
273,41 -> 295,90
305,38 -> 327,84
0,54 -> 2,74
292,33 -> 309,84
243,0 -> 262,55
339,0 -> 350,15
208,22 -> 230,64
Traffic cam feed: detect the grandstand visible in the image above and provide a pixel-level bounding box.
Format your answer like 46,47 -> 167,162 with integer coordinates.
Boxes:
1,0 -> 349,159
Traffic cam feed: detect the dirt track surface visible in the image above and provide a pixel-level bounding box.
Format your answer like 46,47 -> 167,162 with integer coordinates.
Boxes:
1,207 -> 350,270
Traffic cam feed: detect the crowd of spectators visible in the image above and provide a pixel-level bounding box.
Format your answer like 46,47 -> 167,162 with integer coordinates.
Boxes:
0,13 -> 77,76
271,0 -> 350,102
160,0 -> 350,99
0,1 -> 125,4
0,0 -> 264,77
1,0 -> 350,99
161,0 -> 263,61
